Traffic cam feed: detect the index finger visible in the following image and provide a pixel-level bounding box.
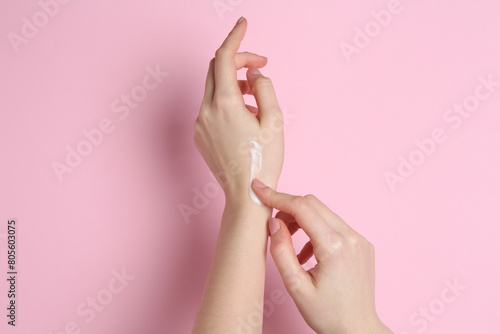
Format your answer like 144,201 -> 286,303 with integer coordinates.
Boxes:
251,179 -> 333,245
214,17 -> 247,97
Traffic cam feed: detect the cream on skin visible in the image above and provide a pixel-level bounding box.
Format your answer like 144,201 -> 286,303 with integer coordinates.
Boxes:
249,141 -> 263,205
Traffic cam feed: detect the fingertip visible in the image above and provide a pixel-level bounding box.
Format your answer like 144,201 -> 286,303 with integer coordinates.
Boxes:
237,16 -> 245,25
254,57 -> 268,69
251,178 -> 267,190
247,67 -> 261,75
230,16 -> 247,41
269,217 -> 281,236
245,104 -> 259,115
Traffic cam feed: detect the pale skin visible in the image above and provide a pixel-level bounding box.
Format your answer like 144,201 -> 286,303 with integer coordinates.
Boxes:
250,179 -> 393,334
192,16 -> 392,334
192,16 -> 283,334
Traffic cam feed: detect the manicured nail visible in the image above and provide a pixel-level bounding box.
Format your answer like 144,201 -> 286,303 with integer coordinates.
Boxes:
248,67 -> 261,75
269,218 -> 280,236
252,178 -> 266,189
237,16 -> 245,25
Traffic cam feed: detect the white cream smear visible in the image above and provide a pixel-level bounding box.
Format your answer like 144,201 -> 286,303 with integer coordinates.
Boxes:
249,141 -> 263,205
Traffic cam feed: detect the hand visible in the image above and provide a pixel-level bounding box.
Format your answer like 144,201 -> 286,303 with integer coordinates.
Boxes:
251,179 -> 393,334
194,17 -> 284,204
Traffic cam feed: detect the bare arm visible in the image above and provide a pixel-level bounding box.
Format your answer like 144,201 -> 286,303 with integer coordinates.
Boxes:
192,17 -> 284,334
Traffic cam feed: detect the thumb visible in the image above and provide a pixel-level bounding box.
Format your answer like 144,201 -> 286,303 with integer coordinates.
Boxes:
251,178 -> 296,211
269,217 -> 311,294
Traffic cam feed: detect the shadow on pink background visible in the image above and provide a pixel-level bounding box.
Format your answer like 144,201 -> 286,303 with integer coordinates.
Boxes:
1,0 -> 499,333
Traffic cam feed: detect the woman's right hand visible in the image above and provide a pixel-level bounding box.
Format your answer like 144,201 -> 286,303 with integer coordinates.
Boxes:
251,179 -> 393,334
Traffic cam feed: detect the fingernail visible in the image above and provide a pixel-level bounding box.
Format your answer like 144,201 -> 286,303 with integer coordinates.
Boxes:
248,67 -> 261,75
237,16 -> 245,25
252,178 -> 266,189
269,218 -> 281,236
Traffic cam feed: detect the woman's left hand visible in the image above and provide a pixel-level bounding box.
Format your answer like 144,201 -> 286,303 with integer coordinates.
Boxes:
194,17 -> 284,203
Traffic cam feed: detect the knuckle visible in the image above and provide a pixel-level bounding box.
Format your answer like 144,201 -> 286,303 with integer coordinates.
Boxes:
316,239 -> 338,260
271,241 -> 288,258
345,231 -> 373,254
284,270 -> 304,293
319,232 -> 344,256
267,111 -> 284,132
253,76 -> 273,89
303,194 -> 318,204
215,47 -> 229,59
196,110 -> 208,125
271,111 -> 283,126
268,190 -> 281,208
293,196 -> 311,211
346,231 -> 366,247
272,109 -> 284,122
328,233 -> 344,250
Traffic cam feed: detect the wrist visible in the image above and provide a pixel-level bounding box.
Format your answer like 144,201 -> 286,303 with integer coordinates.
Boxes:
352,316 -> 392,334
223,195 -> 272,220
223,178 -> 273,210
223,186 -> 272,225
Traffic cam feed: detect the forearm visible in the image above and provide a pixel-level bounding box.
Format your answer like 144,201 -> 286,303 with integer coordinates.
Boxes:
192,194 -> 272,334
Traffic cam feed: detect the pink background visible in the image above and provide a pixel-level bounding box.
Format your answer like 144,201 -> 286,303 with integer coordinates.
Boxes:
1,0 -> 499,333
